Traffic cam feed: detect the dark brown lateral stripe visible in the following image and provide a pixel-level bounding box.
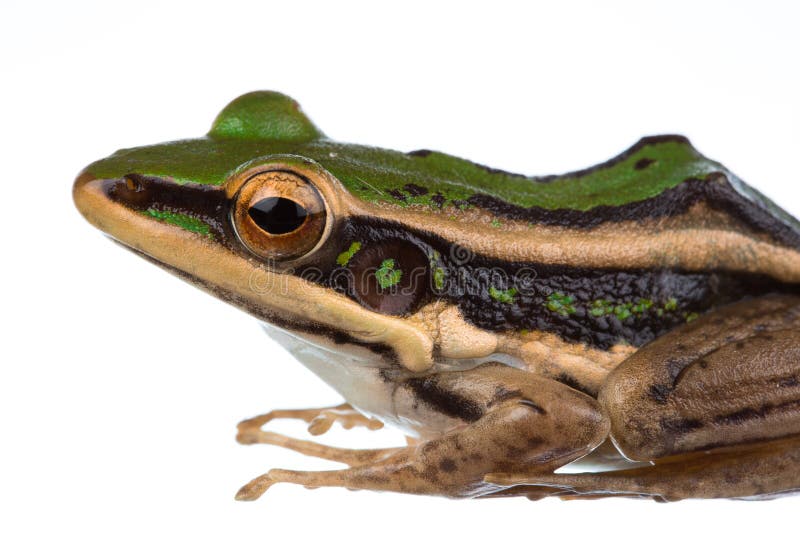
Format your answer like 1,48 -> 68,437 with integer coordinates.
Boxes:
332,217 -> 798,350
102,174 -> 235,243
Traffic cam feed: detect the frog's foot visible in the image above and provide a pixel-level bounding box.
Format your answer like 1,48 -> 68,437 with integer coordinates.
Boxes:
237,403 -> 383,439
235,364 -> 609,500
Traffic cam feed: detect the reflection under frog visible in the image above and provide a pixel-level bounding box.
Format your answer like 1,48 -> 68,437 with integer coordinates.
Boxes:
74,91 -> 800,501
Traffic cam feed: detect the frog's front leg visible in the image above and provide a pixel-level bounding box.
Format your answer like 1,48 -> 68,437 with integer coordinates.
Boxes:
235,364 -> 609,500
237,403 -> 383,439
488,294 -> 800,500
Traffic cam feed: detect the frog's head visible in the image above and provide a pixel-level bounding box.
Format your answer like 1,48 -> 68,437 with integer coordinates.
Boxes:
73,91 -> 490,373
74,91 -> 800,392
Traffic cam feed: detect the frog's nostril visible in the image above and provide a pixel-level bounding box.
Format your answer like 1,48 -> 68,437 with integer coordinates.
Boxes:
124,175 -> 143,193
104,174 -> 154,206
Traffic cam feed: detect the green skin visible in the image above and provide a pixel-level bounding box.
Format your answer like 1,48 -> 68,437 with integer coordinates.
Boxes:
75,92 -> 800,502
85,91 -> 743,211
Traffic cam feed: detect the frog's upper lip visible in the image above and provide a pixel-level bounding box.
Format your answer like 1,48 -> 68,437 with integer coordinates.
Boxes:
73,171 -> 101,229
73,170 -> 435,373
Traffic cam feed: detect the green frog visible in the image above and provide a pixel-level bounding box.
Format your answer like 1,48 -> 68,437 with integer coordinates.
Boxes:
73,91 -> 800,501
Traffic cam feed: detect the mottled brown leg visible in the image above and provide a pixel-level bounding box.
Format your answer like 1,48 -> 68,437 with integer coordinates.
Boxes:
236,365 -> 608,500
601,294 -> 800,461
237,403 -> 383,439
485,295 -> 800,500
486,434 -> 800,500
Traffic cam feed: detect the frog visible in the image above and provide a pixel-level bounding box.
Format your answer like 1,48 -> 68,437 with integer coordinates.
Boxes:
73,91 -> 800,502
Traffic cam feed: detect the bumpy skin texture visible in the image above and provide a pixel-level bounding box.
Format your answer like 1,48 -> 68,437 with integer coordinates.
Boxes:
72,91 -> 800,502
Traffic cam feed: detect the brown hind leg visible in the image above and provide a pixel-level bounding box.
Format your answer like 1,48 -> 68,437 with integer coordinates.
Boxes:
235,364 -> 609,500
486,435 -> 800,500
485,295 -> 800,500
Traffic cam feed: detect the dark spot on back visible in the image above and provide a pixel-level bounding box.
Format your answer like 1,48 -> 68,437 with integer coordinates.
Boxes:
402,183 -> 429,197
430,192 -> 446,208
387,189 -> 407,201
635,158 -> 655,170
407,149 -> 433,158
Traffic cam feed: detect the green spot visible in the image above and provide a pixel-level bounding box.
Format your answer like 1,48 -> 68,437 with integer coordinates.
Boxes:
589,297 -> 655,320
433,267 -> 446,291
142,208 -> 211,237
489,286 -> 518,304
631,298 -> 653,314
376,259 -> 402,289
664,298 -> 679,311
685,312 -> 699,323
336,241 -> 362,266
428,250 -> 446,290
590,299 -> 614,317
546,292 -> 576,316
614,304 -> 633,321
490,218 -> 502,228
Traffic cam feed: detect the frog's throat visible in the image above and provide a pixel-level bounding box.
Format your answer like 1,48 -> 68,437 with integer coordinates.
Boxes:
73,173 -> 434,373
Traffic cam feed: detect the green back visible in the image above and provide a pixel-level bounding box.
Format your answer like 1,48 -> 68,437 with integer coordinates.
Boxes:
86,91 -> 731,211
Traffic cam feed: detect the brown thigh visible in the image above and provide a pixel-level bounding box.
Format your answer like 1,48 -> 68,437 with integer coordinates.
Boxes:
599,294 -> 800,461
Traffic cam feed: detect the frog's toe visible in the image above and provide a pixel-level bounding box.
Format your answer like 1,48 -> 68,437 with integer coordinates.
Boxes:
306,416 -> 334,435
307,409 -> 384,435
235,473 -> 277,501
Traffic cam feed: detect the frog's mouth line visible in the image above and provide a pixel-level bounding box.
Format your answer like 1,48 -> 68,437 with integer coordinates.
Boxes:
110,236 -> 401,364
73,172 -> 435,372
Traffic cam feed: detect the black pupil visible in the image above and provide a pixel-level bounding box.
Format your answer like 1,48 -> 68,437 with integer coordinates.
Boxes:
248,197 -> 308,235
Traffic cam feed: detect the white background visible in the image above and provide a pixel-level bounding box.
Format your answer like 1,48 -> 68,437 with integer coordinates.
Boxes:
3,1 -> 800,532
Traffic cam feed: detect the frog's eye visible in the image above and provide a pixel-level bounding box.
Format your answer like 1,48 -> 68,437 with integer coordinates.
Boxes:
232,171 -> 327,261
